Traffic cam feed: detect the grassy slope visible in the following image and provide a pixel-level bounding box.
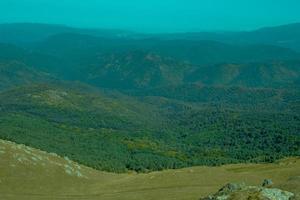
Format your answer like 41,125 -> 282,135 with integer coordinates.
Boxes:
0,139 -> 299,200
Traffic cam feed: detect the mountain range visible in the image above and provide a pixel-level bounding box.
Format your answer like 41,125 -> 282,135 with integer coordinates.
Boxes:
0,22 -> 299,173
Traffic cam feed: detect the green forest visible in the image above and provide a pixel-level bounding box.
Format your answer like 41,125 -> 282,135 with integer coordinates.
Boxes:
0,23 -> 299,172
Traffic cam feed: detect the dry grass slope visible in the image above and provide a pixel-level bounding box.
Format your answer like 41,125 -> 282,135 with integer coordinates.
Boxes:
0,139 -> 299,200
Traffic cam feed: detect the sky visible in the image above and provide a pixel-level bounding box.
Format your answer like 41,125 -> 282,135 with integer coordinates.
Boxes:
0,0 -> 300,33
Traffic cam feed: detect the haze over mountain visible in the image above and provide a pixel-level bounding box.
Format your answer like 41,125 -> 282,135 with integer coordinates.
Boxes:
1,0 -> 300,32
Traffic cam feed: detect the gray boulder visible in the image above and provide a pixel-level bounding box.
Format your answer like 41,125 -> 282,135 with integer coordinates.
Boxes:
217,182 -> 246,195
262,179 -> 274,187
200,182 -> 294,200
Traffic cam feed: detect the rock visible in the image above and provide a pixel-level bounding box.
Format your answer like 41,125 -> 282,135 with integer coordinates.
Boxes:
200,195 -> 214,200
262,179 -> 274,187
200,183 -> 295,200
261,188 -> 294,200
217,182 -> 246,195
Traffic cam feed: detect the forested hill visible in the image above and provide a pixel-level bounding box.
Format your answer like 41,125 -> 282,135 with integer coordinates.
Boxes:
0,83 -> 298,172
0,23 -> 299,172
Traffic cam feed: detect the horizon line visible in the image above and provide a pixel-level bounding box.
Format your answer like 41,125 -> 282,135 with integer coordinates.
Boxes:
0,21 -> 300,34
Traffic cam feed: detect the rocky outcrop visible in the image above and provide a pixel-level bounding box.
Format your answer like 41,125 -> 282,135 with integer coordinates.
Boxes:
262,179 -> 274,187
200,181 -> 295,200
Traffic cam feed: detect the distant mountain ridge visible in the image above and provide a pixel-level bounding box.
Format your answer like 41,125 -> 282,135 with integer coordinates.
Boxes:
0,41 -> 299,91
1,22 -> 300,51
0,23 -> 134,45
151,23 -> 300,52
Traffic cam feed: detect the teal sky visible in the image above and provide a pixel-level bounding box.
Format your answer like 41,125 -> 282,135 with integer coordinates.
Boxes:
0,0 -> 300,33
